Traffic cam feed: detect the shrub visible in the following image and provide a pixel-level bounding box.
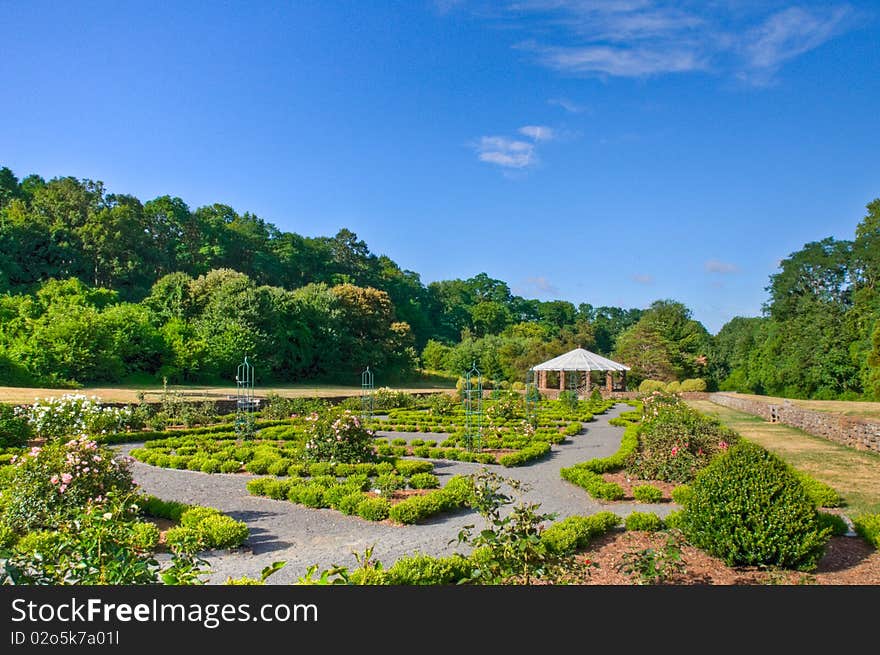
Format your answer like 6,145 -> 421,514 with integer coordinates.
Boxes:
0,404 -> 32,448
680,378 -> 707,392
299,485 -> 328,508
393,459 -> 434,477
638,380 -> 667,393
245,458 -> 273,475
303,410 -> 376,464
408,472 -> 440,489
576,424 -> 639,474
337,492 -> 367,515
0,523 -> 17,549
681,442 -> 831,570
793,472 -> 843,508
413,446 -> 430,458
817,512 -> 848,537
308,462 -> 334,477
665,381 -> 682,393
853,514 -> 880,549
625,512 -> 664,532
559,466 -> 625,500
663,510 -> 684,530
385,554 -> 473,585
180,506 -> 221,528
200,459 -> 221,474
633,485 -> 663,503
15,530 -> 62,555
199,515 -> 249,549
356,497 -> 390,521
389,493 -> 443,524
540,512 -> 621,555
670,484 -> 692,506
267,459 -> 292,476
374,473 -> 403,498
498,442 -> 551,467
4,437 -> 134,531
130,521 -> 161,551
139,495 -> 190,522
626,395 -> 737,483
220,460 -> 241,473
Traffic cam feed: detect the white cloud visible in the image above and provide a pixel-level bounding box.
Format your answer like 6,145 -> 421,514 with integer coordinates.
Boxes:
532,43 -> 706,77
740,7 -> 850,81
704,259 -> 740,274
519,125 -> 556,141
475,136 -> 536,169
631,273 -> 654,285
475,124 -> 559,170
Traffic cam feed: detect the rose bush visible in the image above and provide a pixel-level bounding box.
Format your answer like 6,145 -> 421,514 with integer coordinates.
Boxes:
303,411 -> 376,464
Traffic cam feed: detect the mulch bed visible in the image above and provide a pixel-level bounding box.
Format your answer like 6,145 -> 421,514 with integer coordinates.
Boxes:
568,531 -> 880,585
601,472 -> 678,502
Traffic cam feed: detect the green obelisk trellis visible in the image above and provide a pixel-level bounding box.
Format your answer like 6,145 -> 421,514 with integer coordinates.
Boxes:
525,369 -> 540,427
361,366 -> 374,422
463,362 -> 483,452
235,356 -> 256,439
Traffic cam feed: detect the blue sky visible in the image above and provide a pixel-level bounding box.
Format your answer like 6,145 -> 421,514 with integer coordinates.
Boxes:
1,1 -> 878,333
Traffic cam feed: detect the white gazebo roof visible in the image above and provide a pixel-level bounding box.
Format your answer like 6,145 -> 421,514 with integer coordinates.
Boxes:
530,348 -> 630,372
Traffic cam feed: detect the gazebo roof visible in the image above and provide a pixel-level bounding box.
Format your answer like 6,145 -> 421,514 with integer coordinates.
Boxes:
531,348 -> 630,372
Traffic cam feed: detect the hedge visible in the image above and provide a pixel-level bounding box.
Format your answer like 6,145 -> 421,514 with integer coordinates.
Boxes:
540,512 -> 621,555
624,512 -> 664,532
559,467 -> 625,501
498,442 -> 551,467
854,514 -> 880,549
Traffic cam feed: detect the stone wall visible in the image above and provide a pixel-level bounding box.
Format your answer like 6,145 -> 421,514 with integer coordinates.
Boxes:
708,392 -> 880,453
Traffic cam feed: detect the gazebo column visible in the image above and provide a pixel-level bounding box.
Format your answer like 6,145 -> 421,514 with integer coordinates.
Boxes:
559,370 -> 565,391
606,371 -> 613,393
620,370 -> 627,392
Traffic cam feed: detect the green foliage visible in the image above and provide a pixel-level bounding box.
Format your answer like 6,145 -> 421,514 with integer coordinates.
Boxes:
853,514 -> 880,549
167,507 -> 248,552
0,404 -> 31,448
639,379 -> 667,393
4,437 -> 134,531
392,459 -> 433,477
540,512 -> 621,555
670,484 -> 692,506
388,476 -> 473,524
384,554 -> 473,585
624,512 -> 665,531
792,471 -> 843,508
617,530 -> 687,584
663,509 -> 684,530
679,378 -> 707,392
633,485 -> 663,503
356,497 -> 390,521
303,410 -> 376,464
130,521 -> 161,551
626,393 -> 737,483
559,467 -> 625,500
408,472 -> 439,489
138,495 -> 190,522
498,441 -> 550,467
681,442 -> 831,570
817,512 -> 848,537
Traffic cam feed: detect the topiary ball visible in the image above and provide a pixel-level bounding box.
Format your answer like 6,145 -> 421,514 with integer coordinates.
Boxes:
681,441 -> 830,570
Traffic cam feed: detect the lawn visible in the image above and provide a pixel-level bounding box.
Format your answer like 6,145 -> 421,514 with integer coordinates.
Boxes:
714,391 -> 880,420
689,399 -> 880,516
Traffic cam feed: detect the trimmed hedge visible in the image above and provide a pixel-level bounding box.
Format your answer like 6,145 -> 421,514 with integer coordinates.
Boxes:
574,424 -> 640,474
559,467 -> 625,501
625,512 -> 664,532
498,442 -> 551,467
793,471 -> 843,508
670,484 -> 692,506
388,476 -> 473,525
633,484 -> 663,503
540,512 -> 621,555
384,554 -> 474,585
854,514 -> 880,549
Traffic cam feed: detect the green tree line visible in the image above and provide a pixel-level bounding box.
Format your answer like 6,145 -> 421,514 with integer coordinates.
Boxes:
1,165 -> 878,398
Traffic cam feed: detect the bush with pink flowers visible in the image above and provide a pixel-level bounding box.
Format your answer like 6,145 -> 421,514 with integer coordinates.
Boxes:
302,410 -> 376,464
626,393 -> 738,483
3,437 -> 134,531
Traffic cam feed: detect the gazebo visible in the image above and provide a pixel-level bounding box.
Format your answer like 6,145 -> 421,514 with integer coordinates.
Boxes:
530,348 -> 630,398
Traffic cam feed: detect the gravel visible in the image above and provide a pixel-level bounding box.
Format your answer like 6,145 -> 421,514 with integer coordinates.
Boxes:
119,404 -> 670,584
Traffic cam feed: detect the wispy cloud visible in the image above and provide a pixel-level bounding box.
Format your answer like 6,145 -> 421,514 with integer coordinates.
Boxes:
631,273 -> 654,285
474,124 -> 556,170
515,276 -> 560,297
548,97 -> 586,113
460,2 -> 854,82
704,259 -> 740,274
518,125 -> 555,141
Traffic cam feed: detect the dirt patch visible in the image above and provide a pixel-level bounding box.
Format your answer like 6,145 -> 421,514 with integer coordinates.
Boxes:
601,472 -> 677,501
567,531 -> 880,585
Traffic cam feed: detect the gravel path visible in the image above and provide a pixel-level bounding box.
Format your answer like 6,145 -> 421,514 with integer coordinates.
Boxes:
120,404 -> 670,584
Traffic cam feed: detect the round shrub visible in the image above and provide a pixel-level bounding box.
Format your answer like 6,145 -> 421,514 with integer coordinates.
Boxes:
0,404 -> 32,449
633,485 -> 663,503
356,497 -> 391,521
671,484 -> 692,506
663,509 -> 684,530
267,458 -> 292,476
303,410 -> 376,464
200,459 -> 221,474
338,492 -> 366,515
298,485 -> 327,508
681,442 -> 831,570
408,472 -> 440,489
680,378 -> 707,392
180,506 -> 221,528
130,521 -> 161,551
220,460 -> 242,473
638,379 -> 667,394
625,512 -> 664,532
199,515 -> 249,549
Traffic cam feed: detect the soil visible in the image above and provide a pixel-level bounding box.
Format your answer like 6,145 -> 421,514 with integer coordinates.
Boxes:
147,517 -> 176,551
601,472 -> 677,501
569,530 -> 880,585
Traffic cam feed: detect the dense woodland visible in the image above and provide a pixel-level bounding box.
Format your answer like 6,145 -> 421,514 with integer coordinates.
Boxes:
0,165 -> 878,399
